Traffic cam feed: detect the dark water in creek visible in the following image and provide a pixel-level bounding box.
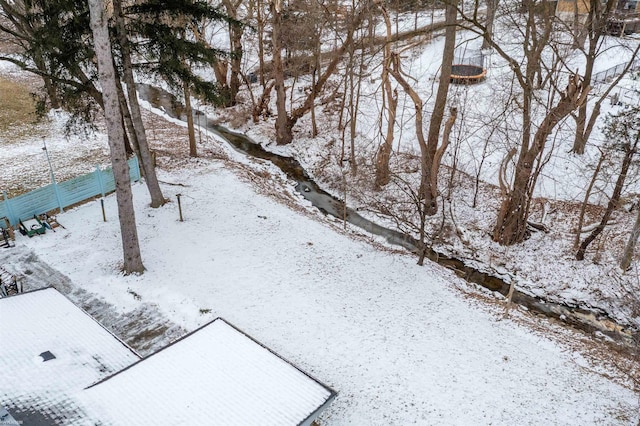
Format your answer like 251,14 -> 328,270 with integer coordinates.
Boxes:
137,83 -> 635,346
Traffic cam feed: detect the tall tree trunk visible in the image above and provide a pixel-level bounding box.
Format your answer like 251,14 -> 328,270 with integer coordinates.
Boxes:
113,0 -> 165,207
183,79 -> 198,157
271,0 -> 292,145
347,45 -> 358,176
310,27 -> 322,138
422,0 -> 457,215
310,66 -> 318,137
256,0 -> 266,87
432,107 -> 457,194
116,75 -> 139,156
89,0 -> 144,274
32,50 -> 61,109
375,2 -> 397,189
375,84 -> 397,189
482,0 -> 498,49
226,1 -> 243,105
572,0 -> 601,154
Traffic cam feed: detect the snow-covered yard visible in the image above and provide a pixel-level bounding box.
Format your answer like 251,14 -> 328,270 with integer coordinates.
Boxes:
2,135 -> 638,423
1,21 -> 640,424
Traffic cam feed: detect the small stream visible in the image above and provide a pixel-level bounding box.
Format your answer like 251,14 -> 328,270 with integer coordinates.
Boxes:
138,84 -> 636,347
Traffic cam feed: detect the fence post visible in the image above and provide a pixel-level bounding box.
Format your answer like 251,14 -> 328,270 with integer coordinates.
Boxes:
130,156 -> 141,181
95,165 -> 106,197
2,190 -> 17,226
52,180 -> 64,213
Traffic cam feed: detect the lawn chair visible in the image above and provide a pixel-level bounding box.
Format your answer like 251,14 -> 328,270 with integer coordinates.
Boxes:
0,217 -> 13,248
0,268 -> 21,297
39,213 -> 64,231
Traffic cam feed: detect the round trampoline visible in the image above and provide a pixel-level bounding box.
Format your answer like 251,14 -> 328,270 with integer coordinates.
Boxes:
450,64 -> 487,85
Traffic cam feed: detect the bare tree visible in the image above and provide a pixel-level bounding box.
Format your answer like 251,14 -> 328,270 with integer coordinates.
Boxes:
89,0 -> 144,274
252,0 -> 268,86
271,0 -> 372,145
577,107 -> 640,261
381,0 -> 457,216
375,1 -> 398,189
574,149 -> 605,249
220,0 -> 244,105
422,0 -> 457,215
459,0 -> 590,245
568,0 -> 640,154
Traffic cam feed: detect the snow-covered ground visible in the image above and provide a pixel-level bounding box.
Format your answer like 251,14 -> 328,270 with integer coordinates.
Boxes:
1,15 -> 640,425
226,25 -> 640,332
1,125 -> 637,424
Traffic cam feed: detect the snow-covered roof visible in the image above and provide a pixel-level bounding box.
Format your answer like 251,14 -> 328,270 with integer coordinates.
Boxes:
0,287 -> 140,425
80,318 -> 337,426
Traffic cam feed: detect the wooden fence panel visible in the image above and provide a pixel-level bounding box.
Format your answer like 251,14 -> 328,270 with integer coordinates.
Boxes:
0,157 -> 141,227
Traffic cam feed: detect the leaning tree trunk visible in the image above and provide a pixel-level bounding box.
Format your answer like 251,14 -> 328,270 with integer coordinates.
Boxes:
113,0 -> 165,207
375,84 -> 397,189
574,151 -> 605,250
116,76 -> 139,156
89,0 -> 144,274
576,141 -> 636,260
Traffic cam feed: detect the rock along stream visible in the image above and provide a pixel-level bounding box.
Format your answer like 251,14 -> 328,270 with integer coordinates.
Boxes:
137,83 -> 636,347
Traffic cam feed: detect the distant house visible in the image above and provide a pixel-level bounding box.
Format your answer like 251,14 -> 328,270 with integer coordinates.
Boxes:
79,318 -> 337,426
608,0 -> 640,35
555,0 -> 590,22
555,0 -> 640,35
0,288 -> 337,425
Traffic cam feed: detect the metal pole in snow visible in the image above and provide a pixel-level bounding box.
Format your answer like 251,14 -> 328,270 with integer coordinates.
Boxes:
43,137 -> 64,212
176,193 -> 184,222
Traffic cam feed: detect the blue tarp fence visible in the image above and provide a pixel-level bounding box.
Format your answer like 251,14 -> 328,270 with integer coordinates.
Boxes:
0,156 -> 140,227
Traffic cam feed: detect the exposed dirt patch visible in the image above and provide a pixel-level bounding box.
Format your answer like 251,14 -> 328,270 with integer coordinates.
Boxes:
0,76 -> 41,137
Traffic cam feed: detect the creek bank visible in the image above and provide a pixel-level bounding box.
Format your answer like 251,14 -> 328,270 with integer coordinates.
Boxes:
137,83 -> 636,347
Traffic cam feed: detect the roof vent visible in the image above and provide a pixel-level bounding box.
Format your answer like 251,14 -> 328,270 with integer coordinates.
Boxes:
39,351 -> 56,362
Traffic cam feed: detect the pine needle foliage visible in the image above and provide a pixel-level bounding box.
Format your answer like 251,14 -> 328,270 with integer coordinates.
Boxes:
125,0 -> 240,105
